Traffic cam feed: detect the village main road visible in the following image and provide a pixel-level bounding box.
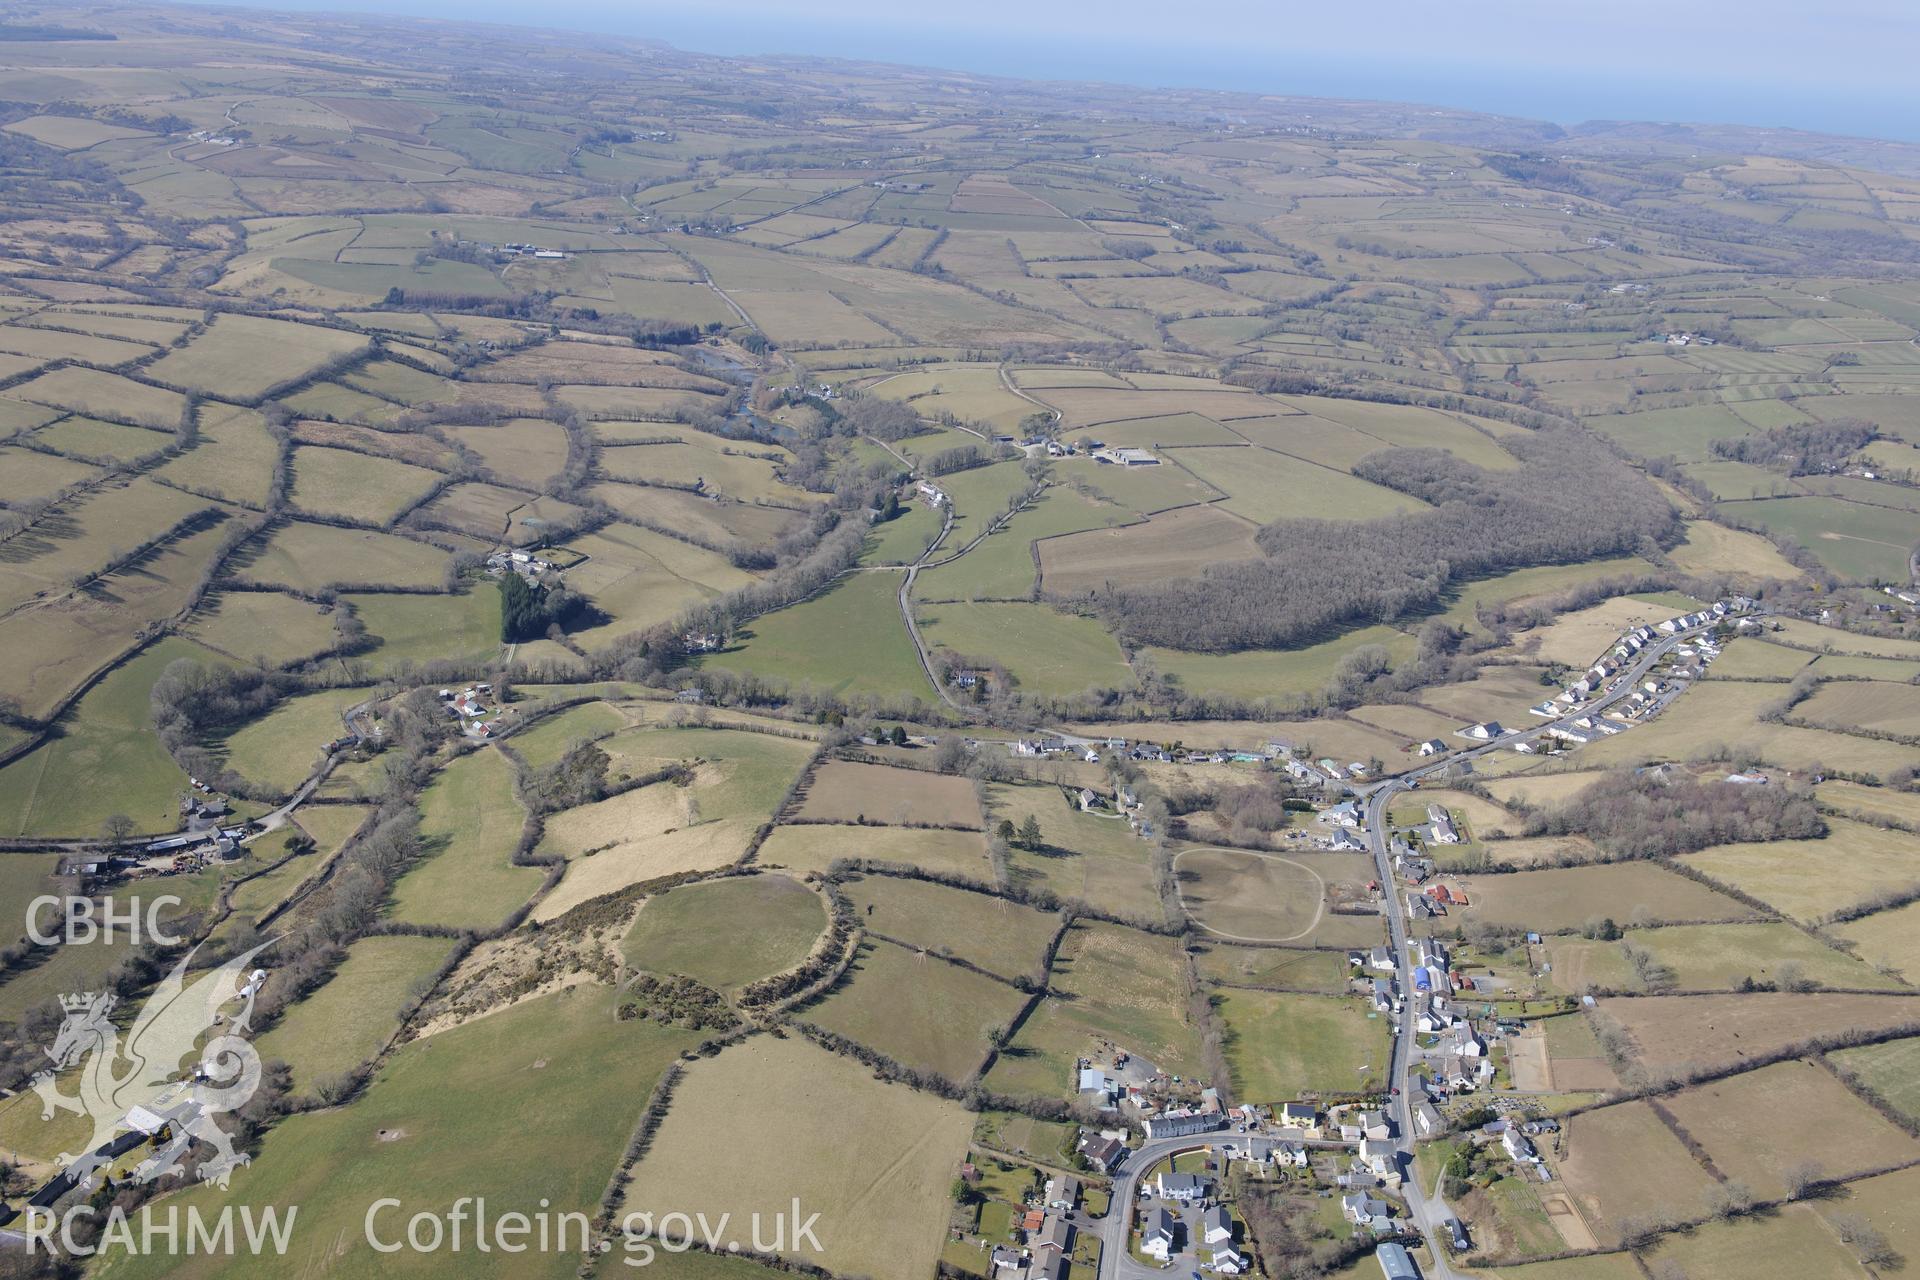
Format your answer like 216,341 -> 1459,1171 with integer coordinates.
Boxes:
1353,614 -> 1730,1280
1089,614 -> 1732,1280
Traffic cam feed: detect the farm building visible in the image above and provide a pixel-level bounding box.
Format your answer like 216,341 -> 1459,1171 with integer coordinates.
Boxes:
1377,1242 -> 1421,1280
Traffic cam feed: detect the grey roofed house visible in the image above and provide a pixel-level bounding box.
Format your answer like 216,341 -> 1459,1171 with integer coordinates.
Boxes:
992,1246 -> 1027,1272
1281,1101 -> 1317,1127
1202,1204 -> 1233,1244
1025,1253 -> 1067,1280
1377,1241 -> 1421,1280
1080,1135 -> 1127,1171
1143,1206 -> 1178,1253
1034,1215 -> 1074,1254
1343,1193 -> 1391,1223
1143,1110 -> 1223,1139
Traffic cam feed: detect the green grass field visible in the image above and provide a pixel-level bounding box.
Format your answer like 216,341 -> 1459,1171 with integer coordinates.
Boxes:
1716,495 -> 1920,583
233,521 -> 447,590
503,700 -> 630,769
702,571 -> 931,701
387,747 -> 542,930
806,938 -> 1027,1079
620,1032 -> 973,1280
0,637 -> 216,838
147,312 -> 368,399
862,500 -> 945,566
916,601 -> 1130,696
288,445 -> 444,524
104,985 -> 695,1280
1830,1035 -> 1920,1125
986,921 -> 1198,1097
1191,943 -> 1355,993
754,823 -> 993,879
1139,624 -> 1417,701
990,781 -> 1160,921
187,591 -> 339,665
840,873 -> 1058,980
913,486 -> 1115,599
1214,989 -> 1388,1101
1626,922 -> 1903,991
622,872 -> 825,990
220,685 -> 373,796
256,934 -> 457,1091
345,589 -> 502,672
1171,448 -> 1426,523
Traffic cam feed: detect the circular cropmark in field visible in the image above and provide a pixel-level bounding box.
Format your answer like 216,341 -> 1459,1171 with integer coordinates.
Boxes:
1173,847 -> 1326,942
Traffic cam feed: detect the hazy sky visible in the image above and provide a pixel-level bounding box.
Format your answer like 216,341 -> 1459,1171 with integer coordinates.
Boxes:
240,0 -> 1920,139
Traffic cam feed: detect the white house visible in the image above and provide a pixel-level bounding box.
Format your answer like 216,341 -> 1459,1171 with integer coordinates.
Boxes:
1157,1171 -> 1212,1203
1343,1194 -> 1391,1226
1209,1246 -> 1247,1275
1503,1129 -> 1539,1163
1417,739 -> 1446,756
1202,1206 -> 1233,1246
1141,1208 -> 1178,1261
1427,804 -> 1460,844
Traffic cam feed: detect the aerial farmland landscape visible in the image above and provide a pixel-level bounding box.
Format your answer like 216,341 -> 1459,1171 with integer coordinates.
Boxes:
0,2 -> 1918,1278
